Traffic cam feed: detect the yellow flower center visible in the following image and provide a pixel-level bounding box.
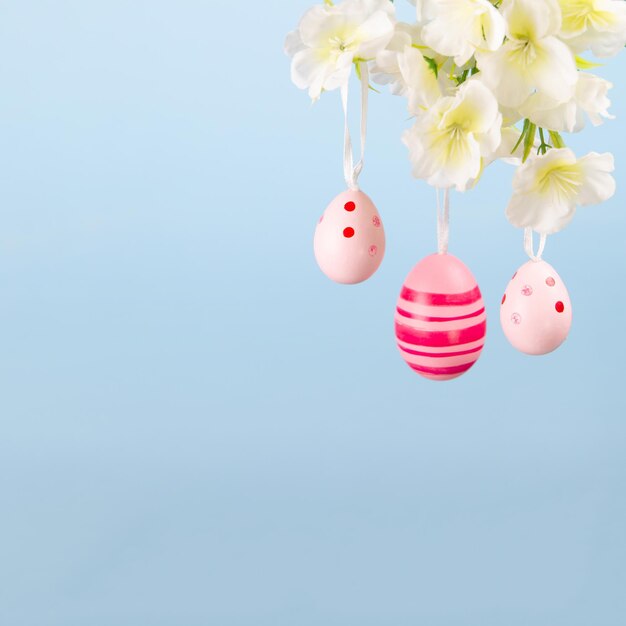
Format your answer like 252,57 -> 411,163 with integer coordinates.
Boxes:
317,27 -> 360,63
537,162 -> 584,200
510,39 -> 538,65
559,0 -> 619,36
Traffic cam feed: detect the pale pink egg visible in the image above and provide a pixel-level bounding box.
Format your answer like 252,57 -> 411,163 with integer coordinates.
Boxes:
314,189 -> 385,284
500,259 -> 572,355
395,254 -> 487,381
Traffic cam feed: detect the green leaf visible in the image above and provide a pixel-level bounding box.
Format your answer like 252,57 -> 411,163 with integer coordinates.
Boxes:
423,56 -> 438,78
522,122 -> 537,163
456,69 -> 470,85
548,131 -> 566,149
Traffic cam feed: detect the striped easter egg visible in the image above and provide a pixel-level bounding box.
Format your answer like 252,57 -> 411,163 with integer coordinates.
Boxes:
395,253 -> 487,381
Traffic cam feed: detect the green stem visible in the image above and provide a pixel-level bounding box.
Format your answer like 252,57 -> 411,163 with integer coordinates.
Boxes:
511,119 -> 529,155
537,128 -> 552,155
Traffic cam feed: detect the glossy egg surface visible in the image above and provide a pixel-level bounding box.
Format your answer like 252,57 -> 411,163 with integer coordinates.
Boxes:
500,259 -> 572,355
395,253 -> 487,381
314,189 -> 385,284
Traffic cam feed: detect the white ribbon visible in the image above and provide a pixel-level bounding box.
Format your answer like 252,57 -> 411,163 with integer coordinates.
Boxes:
340,62 -> 369,191
436,187 -> 450,255
524,227 -> 547,262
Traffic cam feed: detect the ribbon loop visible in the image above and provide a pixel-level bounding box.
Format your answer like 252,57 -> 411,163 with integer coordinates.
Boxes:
524,228 -> 547,262
436,187 -> 450,255
340,62 -> 369,191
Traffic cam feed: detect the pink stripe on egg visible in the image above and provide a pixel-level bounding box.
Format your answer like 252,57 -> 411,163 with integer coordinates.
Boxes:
397,344 -> 484,359
394,321 -> 487,348
408,362 -> 476,376
396,306 -> 485,323
401,352 -> 479,371
394,311 -> 486,334
396,337 -> 485,355
400,285 -> 482,307
395,300 -> 483,321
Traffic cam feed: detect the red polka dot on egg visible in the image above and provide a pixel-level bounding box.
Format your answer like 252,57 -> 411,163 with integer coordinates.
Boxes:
555,301 -> 565,313
344,201 -> 356,212
502,294 -> 506,304
343,227 -> 355,238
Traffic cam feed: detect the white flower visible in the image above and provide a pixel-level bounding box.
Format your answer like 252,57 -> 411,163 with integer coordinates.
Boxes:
370,22 -> 424,95
558,0 -> 626,57
457,126 -> 530,191
407,0 -> 437,24
371,21 -> 451,108
506,148 -> 616,233
285,0 -> 395,100
403,79 -> 502,191
488,126 -> 539,166
518,72 -> 614,133
419,0 -> 506,66
398,47 -> 446,113
476,0 -> 577,108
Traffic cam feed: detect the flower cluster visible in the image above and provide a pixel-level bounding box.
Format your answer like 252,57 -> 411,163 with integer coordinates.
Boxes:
285,0 -> 625,234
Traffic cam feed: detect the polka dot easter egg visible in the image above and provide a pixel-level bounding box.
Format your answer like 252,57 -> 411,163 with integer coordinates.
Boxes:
500,260 -> 572,355
314,190 -> 385,284
395,254 -> 487,381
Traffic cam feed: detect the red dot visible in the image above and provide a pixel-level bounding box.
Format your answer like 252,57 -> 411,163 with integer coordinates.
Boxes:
555,301 -> 565,313
501,294 -> 506,304
344,201 -> 356,212
343,227 -> 355,238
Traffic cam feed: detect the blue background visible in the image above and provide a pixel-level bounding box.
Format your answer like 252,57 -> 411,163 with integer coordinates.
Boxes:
1,1 -> 625,624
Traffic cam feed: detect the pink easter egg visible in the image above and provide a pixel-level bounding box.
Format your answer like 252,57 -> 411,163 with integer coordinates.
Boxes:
500,259 -> 572,355
395,253 -> 487,381
314,189 -> 385,284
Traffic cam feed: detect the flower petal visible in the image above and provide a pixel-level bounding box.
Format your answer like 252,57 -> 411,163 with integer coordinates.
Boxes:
576,73 -> 614,125
577,152 -> 616,205
503,0 -> 562,41
505,148 -> 615,234
284,30 -> 305,57
518,91 -> 578,132
526,37 -> 577,104
355,10 -> 396,58
559,0 -> 626,57
441,80 -> 500,136
398,46 -> 442,112
506,190 -> 576,233
421,0 -> 505,66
